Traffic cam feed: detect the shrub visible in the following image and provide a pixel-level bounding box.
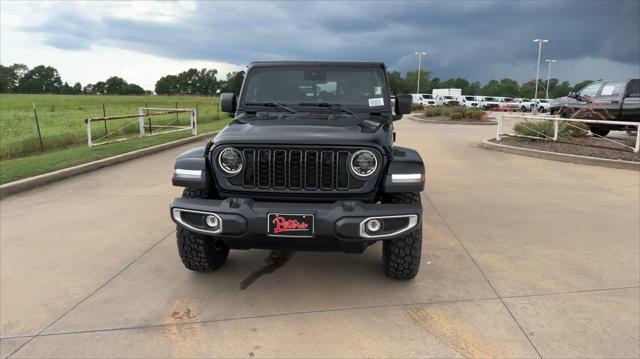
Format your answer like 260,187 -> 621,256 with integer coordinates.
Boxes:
565,121 -> 590,137
450,112 -> 463,120
463,108 -> 483,120
424,107 -> 443,117
411,103 -> 424,111
514,120 -> 574,138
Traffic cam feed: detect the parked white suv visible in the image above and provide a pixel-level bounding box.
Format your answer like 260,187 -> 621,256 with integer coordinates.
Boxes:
420,94 -> 437,107
436,95 -> 460,106
478,96 -> 500,110
533,99 -> 550,113
507,98 -> 535,112
460,95 -> 480,108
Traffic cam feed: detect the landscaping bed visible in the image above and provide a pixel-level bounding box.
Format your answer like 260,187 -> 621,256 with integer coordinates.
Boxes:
417,106 -> 495,124
493,136 -> 640,162
415,114 -> 496,124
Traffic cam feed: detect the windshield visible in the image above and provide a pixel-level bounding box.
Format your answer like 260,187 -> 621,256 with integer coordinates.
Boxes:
421,94 -> 433,99
465,96 -> 475,100
241,66 -> 388,110
485,97 -> 495,101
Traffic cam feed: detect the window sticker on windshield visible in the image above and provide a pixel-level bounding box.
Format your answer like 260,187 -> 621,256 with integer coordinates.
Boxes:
373,86 -> 382,95
600,85 -> 616,96
368,98 -> 384,107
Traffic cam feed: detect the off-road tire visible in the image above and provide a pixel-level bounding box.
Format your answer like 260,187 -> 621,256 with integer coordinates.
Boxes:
176,187 -> 229,271
176,227 -> 229,272
589,127 -> 610,137
381,192 -> 422,280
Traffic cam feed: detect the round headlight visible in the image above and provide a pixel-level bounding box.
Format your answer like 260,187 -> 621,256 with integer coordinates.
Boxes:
218,147 -> 243,175
349,150 -> 378,178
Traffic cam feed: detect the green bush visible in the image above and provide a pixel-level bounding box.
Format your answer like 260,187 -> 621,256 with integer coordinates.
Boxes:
450,112 -> 463,120
463,108 -> 483,120
424,107 -> 443,117
513,120 -> 580,138
411,103 -> 424,111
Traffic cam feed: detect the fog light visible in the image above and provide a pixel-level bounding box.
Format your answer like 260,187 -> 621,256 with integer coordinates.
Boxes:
366,219 -> 382,232
205,215 -> 220,229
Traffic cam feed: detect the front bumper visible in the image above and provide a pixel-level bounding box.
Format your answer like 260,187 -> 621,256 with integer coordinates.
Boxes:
170,198 -> 422,253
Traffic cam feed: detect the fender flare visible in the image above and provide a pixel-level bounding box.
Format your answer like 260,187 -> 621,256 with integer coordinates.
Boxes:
382,146 -> 426,193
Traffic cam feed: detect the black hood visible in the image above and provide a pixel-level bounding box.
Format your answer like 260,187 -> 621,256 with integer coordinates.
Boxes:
212,115 -> 393,152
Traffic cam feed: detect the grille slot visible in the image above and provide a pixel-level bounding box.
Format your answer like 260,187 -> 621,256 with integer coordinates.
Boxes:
257,150 -> 271,188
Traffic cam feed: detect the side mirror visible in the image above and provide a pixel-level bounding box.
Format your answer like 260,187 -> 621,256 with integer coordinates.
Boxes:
395,94 -> 413,117
567,91 -> 578,99
220,93 -> 237,113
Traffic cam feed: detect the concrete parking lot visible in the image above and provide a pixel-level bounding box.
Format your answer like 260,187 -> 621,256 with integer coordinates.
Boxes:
1,119 -> 638,358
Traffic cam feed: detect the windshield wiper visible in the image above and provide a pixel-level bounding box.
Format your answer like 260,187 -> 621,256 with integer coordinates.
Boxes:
245,102 -> 297,113
298,102 -> 356,116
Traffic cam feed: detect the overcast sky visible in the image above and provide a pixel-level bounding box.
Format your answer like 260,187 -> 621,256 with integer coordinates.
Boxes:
2,0 -> 639,91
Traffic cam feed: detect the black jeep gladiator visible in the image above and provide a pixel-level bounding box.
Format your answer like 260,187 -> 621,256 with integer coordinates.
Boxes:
170,61 -> 425,279
550,79 -> 640,137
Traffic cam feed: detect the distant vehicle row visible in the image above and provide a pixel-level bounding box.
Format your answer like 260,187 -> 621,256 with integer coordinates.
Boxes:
411,91 -> 550,112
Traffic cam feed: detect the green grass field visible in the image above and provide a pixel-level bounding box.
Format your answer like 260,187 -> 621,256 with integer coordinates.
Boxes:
0,94 -> 228,159
0,94 -> 231,184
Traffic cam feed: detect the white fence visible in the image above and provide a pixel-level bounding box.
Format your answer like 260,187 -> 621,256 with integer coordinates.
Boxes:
496,113 -> 640,153
86,107 -> 197,147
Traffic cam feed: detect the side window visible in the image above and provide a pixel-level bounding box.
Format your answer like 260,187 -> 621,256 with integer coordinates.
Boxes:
598,81 -> 625,98
579,83 -> 602,98
625,80 -> 640,97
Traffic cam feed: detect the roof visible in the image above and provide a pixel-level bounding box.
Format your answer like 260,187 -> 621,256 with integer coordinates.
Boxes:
247,61 -> 386,69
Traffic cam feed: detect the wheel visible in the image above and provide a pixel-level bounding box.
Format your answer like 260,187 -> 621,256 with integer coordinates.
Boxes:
176,188 -> 229,272
589,127 -> 610,137
520,106 -> 527,112
538,106 -> 545,113
176,227 -> 229,272
381,192 -> 422,280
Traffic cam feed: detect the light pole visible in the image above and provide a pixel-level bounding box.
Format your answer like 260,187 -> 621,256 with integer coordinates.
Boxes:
545,59 -> 556,99
533,39 -> 549,101
415,51 -> 427,94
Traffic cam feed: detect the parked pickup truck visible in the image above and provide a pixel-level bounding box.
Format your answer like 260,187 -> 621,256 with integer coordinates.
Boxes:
506,98 -> 535,112
550,79 -> 640,137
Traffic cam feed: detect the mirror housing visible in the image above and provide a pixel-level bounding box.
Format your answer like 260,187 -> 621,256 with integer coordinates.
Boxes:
220,93 -> 237,114
567,91 -> 578,99
394,94 -> 413,117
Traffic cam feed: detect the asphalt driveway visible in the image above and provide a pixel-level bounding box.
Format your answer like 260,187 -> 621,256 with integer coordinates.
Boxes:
1,119 -> 638,358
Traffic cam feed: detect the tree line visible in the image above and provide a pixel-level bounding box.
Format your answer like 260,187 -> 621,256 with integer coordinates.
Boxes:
388,70 -> 593,99
0,63 -> 246,96
1,62 -> 591,99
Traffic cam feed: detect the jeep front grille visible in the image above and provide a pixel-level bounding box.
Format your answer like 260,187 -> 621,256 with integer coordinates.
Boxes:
215,146 -> 376,193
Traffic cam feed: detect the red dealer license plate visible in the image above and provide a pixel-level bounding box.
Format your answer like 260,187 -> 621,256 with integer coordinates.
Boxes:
267,213 -> 314,238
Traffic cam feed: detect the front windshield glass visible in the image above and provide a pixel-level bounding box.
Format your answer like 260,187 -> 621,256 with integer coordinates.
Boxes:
241,66 -> 388,110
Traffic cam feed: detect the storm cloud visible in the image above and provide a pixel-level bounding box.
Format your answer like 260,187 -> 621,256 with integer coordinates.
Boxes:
22,1 -> 640,83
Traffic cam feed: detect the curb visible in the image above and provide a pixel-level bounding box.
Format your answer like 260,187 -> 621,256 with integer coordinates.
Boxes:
481,139 -> 640,171
0,131 -> 219,199
409,115 -> 497,126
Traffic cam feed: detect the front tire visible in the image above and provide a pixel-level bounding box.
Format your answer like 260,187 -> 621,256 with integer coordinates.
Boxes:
381,192 -> 422,280
176,187 -> 229,272
176,227 -> 229,272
